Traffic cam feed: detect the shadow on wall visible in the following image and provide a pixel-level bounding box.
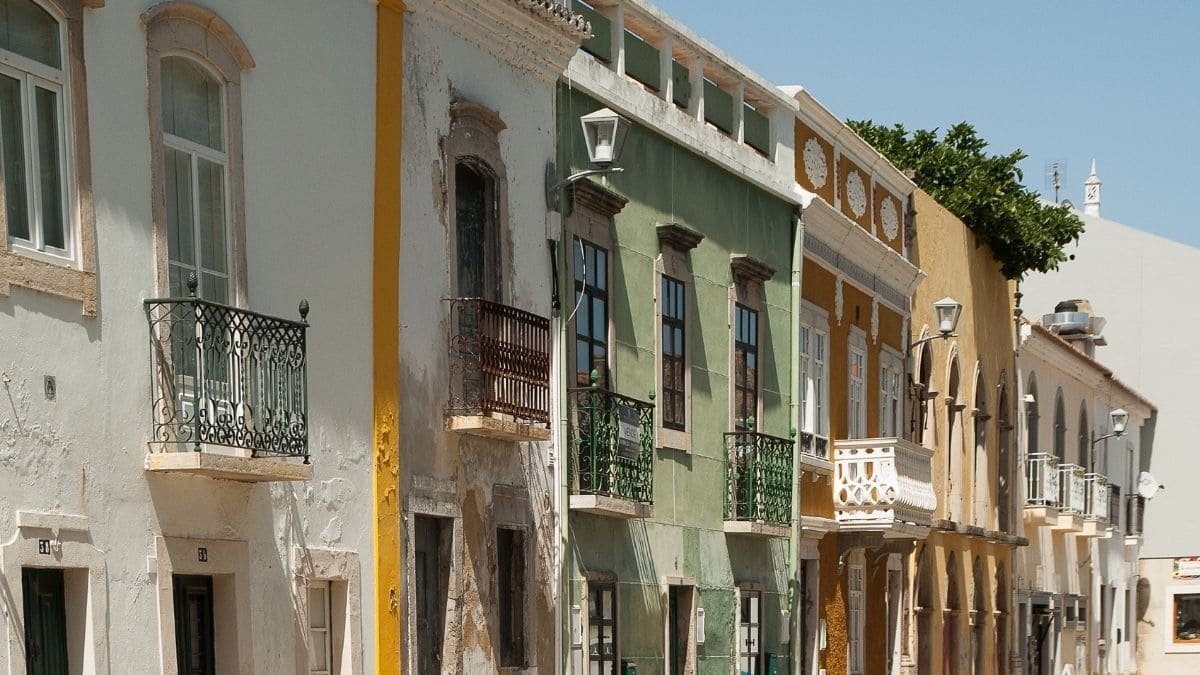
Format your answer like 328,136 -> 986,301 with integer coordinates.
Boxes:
1137,577 -> 1152,624
1139,412 -> 1157,475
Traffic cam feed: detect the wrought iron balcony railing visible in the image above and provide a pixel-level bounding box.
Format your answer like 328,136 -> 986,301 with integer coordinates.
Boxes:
1025,453 -> 1060,507
798,431 -> 830,459
144,278 -> 309,460
1058,463 -> 1086,515
1083,472 -> 1110,521
1126,494 -> 1145,536
724,429 -> 794,527
833,437 -> 936,531
445,298 -> 551,426
568,381 -> 654,505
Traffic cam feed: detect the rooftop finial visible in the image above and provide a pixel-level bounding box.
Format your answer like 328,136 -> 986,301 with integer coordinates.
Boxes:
1084,159 -> 1101,217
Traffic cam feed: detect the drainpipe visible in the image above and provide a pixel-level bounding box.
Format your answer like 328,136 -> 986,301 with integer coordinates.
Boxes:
1011,282 -> 1024,674
789,204 -> 806,668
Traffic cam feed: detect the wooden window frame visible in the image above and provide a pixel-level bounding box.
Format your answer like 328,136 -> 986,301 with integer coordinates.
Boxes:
732,302 -> 761,431
800,302 -> 830,443
879,345 -> 903,438
660,273 -> 687,432
572,236 -> 611,388
586,575 -> 619,674
847,327 -> 868,440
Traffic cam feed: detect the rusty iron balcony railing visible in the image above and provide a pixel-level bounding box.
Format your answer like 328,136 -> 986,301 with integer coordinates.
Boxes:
1058,463 -> 1087,515
568,378 -> 654,506
445,298 -> 551,427
144,277 -> 309,460
724,427 -> 794,527
1084,472 -> 1110,521
1126,494 -> 1145,536
833,437 -> 936,532
1025,453 -> 1060,507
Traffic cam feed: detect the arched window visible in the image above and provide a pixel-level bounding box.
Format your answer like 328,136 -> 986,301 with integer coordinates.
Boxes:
1026,373 -> 1040,455
1078,402 -> 1090,470
144,2 -> 254,305
995,562 -> 1009,675
997,378 -> 1011,532
971,557 -> 986,675
972,367 -> 989,527
443,100 -> 508,303
916,546 -> 934,675
917,339 -> 934,447
1053,388 -> 1067,463
0,0 -> 97,313
946,354 -> 963,522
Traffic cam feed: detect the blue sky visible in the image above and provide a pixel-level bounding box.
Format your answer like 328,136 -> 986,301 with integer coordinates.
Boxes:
651,0 -> 1200,249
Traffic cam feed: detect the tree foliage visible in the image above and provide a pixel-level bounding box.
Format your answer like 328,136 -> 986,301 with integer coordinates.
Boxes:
846,120 -> 1084,280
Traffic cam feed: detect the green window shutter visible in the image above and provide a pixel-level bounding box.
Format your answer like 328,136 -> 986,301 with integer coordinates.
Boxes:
577,4 -> 611,62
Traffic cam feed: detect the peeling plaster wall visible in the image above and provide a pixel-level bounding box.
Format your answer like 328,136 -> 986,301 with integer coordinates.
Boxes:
398,10 -> 564,672
0,0 -> 377,672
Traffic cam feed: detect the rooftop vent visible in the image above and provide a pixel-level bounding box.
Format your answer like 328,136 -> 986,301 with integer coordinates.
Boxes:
1043,299 -> 1107,356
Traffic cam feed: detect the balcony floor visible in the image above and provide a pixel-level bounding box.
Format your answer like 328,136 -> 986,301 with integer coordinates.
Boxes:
569,494 -> 652,519
1023,505 -> 1059,527
145,451 -> 313,482
446,414 -> 551,442
723,520 -> 790,538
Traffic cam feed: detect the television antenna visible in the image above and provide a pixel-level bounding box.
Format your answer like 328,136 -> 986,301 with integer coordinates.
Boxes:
1045,161 -> 1067,203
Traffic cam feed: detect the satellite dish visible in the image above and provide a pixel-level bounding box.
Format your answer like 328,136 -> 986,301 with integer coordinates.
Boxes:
1138,472 -> 1164,500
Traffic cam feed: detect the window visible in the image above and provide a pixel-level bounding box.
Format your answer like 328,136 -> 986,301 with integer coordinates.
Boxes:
145,2 -> 253,305
848,337 -> 867,439
455,160 -> 500,301
1053,389 -> 1066,463
879,349 -> 903,437
1078,403 -> 1090,471
496,527 -> 526,667
733,304 -> 759,430
1026,375 -> 1040,455
308,582 -> 333,675
1175,594 -> 1200,644
1,0 -> 70,260
173,574 -> 216,675
588,581 -> 618,674
800,303 -> 830,454
573,237 -> 609,387
22,566 -> 69,672
738,589 -> 763,674
847,551 -> 865,675
660,274 -> 686,431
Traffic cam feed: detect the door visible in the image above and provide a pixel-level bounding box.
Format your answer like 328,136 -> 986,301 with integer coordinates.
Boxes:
415,516 -> 449,675
173,574 -> 216,675
22,568 -> 68,675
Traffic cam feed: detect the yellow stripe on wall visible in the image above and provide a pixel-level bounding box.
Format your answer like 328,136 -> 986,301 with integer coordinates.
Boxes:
373,0 -> 405,671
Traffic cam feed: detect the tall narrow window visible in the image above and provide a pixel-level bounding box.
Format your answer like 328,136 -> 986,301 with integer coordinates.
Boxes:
848,345 -> 867,439
573,237 -> 609,387
588,581 -> 618,674
1053,389 -> 1066,464
1,0 -> 71,260
308,582 -> 333,675
497,527 -> 526,667
661,275 -> 686,430
800,305 -> 830,455
799,325 -> 810,433
1026,376 -> 1040,455
1078,404 -> 1090,470
734,304 -> 759,430
455,160 -> 500,301
161,56 -> 229,302
739,589 -> 763,674
847,552 -> 865,675
880,350 -> 903,437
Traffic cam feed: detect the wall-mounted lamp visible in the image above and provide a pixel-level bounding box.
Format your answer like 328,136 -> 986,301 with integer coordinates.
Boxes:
1092,408 -> 1129,446
780,609 -> 791,645
546,107 -> 632,211
695,606 -> 706,644
570,605 -> 583,647
909,297 -> 963,353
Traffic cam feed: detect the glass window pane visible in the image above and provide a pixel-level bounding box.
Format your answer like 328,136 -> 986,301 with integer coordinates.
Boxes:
201,272 -> 227,304
34,86 -> 63,249
161,56 -> 223,151
0,0 -> 61,68
164,147 -> 194,266
0,72 -> 28,240
197,157 -> 227,274
309,629 -> 328,671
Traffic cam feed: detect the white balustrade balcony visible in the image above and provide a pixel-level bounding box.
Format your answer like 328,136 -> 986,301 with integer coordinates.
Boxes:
1057,463 -> 1086,515
833,438 -> 936,536
1084,472 -> 1109,521
1025,453 -> 1059,508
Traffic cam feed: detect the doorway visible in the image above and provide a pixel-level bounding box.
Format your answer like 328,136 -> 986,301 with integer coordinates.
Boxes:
173,574 -> 216,675
667,585 -> 695,674
23,567 -> 69,675
415,515 -> 451,675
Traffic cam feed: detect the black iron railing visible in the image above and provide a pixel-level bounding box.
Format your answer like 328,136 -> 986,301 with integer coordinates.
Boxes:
568,379 -> 654,505
446,298 -> 551,426
144,276 -> 309,460
799,431 -> 829,458
724,428 -> 794,526
1108,485 -> 1122,529
1126,494 -> 1145,536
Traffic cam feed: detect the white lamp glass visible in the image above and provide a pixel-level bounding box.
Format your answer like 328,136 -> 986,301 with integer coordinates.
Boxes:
1110,408 -> 1128,435
580,108 -> 630,166
933,297 -> 963,336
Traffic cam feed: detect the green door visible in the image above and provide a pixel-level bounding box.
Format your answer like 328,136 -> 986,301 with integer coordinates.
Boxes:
174,575 -> 216,675
22,567 -> 69,675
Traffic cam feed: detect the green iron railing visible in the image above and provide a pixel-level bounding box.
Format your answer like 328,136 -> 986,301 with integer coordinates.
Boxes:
724,422 -> 795,526
568,376 -> 655,505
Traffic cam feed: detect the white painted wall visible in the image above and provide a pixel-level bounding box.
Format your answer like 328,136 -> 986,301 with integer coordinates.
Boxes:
0,1 -> 377,672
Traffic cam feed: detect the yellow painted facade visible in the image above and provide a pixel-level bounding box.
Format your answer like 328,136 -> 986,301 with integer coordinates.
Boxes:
372,1 -> 405,670
905,189 -> 1019,674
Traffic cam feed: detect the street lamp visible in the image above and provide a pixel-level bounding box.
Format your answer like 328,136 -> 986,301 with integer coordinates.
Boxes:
909,297 -> 964,352
546,107 -> 632,211
1092,408 -> 1128,446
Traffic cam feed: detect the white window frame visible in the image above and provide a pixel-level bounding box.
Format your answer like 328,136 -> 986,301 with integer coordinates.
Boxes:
0,9 -> 76,264
800,302 -> 830,443
847,550 -> 866,675
848,327 -> 868,440
879,346 -> 904,438
1165,585 -> 1200,653
308,581 -> 333,675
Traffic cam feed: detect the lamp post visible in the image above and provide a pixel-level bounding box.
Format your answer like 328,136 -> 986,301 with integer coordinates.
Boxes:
1090,408 -> 1128,447
909,297 -> 963,353
545,107 -> 632,211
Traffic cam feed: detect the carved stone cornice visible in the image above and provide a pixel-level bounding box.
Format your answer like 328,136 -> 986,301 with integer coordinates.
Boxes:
656,222 -> 704,252
729,253 -> 776,284
570,179 -> 627,217
410,0 -> 589,82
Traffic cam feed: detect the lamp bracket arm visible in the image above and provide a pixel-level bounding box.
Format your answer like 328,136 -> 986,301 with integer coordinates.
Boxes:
908,332 -> 955,354
546,163 -> 624,211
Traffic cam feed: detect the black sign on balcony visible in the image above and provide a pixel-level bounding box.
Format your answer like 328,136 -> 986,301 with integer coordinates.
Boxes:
616,402 -> 641,462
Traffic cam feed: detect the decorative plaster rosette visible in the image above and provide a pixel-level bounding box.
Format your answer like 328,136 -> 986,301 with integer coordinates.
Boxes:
803,138 -> 828,189
880,197 -> 899,241
846,171 -> 867,218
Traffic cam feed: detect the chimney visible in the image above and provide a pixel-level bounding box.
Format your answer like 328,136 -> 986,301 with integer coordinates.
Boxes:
1084,160 -> 1101,217
1043,298 -> 1107,358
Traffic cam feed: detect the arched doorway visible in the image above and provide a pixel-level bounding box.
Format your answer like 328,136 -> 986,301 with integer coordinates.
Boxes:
971,557 -> 986,674
995,563 -> 1009,675
944,552 -> 962,675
